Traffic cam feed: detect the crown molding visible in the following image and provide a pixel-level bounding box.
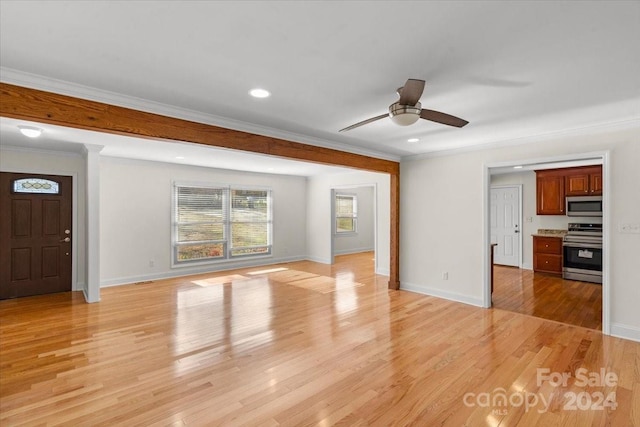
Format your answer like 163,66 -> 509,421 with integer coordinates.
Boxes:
402,117 -> 640,162
0,144 -> 83,158
0,67 -> 400,162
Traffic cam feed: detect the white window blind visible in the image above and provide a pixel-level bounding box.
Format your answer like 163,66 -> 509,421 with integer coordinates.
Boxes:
335,194 -> 357,233
173,184 -> 272,264
230,189 -> 271,257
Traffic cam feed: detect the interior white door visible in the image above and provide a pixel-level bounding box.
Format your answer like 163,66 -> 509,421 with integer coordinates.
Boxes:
490,186 -> 521,267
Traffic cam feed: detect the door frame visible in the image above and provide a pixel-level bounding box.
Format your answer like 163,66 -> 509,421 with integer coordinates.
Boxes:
0,167 -> 79,292
330,183 -> 378,272
483,151 -> 610,335
490,184 -> 523,268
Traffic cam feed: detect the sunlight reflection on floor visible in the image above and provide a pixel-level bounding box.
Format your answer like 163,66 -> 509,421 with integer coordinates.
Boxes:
191,274 -> 248,287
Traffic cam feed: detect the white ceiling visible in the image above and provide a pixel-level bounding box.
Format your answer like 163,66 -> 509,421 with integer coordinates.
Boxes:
1,1 -> 639,171
0,117 -> 352,176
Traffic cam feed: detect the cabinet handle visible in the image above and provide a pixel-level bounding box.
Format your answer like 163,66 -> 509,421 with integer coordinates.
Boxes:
545,261 -> 549,264
545,244 -> 549,247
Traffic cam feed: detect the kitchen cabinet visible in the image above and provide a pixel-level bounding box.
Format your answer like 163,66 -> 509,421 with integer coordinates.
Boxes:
536,165 -> 603,215
533,236 -> 563,275
536,169 -> 565,215
565,166 -> 603,196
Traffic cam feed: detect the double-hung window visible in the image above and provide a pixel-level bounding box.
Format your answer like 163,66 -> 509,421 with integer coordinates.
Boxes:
230,189 -> 272,257
173,183 -> 272,264
335,193 -> 357,234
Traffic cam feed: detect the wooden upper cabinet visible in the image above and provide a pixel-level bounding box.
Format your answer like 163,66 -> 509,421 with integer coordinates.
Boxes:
565,172 -> 590,195
590,169 -> 603,195
536,169 -> 565,215
537,165 -> 603,215
565,166 -> 603,196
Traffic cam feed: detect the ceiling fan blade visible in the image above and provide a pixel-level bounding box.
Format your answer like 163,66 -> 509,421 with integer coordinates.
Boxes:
420,109 -> 469,128
339,113 -> 388,132
398,79 -> 425,106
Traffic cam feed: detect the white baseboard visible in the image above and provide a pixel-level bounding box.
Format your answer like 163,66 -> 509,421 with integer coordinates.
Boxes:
306,255 -> 332,265
401,281 -> 485,307
101,255 -> 306,287
376,268 -> 390,276
610,323 -> 640,343
333,247 -> 374,256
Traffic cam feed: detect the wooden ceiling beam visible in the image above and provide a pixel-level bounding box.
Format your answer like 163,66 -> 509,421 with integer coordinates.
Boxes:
0,82 -> 400,290
0,83 -> 399,175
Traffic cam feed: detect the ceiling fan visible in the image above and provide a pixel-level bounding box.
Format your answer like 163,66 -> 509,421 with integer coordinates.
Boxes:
339,79 -> 469,132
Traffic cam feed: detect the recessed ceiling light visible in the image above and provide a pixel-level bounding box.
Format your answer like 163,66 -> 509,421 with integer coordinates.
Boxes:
18,125 -> 42,138
407,138 -> 420,143
249,88 -> 271,98
175,156 -> 185,160
513,165 -> 523,169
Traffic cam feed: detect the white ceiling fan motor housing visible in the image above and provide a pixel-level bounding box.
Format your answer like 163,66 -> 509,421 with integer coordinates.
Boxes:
389,102 -> 421,126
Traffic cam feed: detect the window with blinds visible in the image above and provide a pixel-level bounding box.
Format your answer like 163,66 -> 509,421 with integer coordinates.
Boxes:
173,184 -> 272,264
335,193 -> 357,233
230,189 -> 271,257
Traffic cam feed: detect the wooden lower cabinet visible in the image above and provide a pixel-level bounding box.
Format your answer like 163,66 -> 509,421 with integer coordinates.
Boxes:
533,236 -> 563,275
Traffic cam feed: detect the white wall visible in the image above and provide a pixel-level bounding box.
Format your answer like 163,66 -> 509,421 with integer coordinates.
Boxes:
401,126 -> 640,341
306,170 -> 390,275
0,145 -> 391,295
333,186 -> 375,255
491,171 -> 602,270
0,144 -> 87,291
99,156 -> 308,286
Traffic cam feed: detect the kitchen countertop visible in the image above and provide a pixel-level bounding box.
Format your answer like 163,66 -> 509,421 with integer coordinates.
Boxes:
532,229 -> 567,237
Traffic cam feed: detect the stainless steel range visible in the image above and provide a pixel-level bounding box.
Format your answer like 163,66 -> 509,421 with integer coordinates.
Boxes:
563,223 -> 602,284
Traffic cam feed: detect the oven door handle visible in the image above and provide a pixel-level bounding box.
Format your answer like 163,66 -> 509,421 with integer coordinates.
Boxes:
563,242 -> 603,249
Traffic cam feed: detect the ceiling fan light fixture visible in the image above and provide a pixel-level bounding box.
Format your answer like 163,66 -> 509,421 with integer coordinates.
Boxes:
339,79 -> 468,132
18,125 -> 43,138
389,102 -> 421,126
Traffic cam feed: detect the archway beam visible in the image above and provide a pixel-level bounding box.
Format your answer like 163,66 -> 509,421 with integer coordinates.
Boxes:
0,82 -> 401,289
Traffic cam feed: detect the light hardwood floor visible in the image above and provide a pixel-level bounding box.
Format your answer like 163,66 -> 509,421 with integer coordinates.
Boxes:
492,265 -> 603,330
1,253 -> 638,426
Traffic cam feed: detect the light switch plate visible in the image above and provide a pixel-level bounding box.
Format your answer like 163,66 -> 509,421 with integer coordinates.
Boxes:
619,223 -> 640,234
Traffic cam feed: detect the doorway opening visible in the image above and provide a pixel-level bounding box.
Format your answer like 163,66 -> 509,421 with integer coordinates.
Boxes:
490,185 -> 522,268
330,185 -> 377,273
484,153 -> 609,333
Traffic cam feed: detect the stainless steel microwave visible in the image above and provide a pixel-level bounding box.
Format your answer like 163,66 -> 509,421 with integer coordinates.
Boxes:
566,196 -> 603,217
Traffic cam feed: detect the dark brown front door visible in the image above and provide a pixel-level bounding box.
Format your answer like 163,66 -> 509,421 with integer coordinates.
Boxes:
0,172 -> 73,299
